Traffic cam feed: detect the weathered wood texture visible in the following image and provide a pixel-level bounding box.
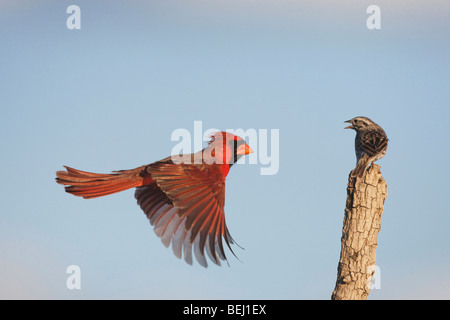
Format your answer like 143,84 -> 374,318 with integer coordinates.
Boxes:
331,164 -> 387,300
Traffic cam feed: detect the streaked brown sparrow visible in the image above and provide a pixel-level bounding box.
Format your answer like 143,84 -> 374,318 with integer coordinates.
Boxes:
345,116 -> 388,178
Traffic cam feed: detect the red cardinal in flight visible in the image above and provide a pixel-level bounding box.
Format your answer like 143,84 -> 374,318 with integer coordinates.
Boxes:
56,132 -> 253,267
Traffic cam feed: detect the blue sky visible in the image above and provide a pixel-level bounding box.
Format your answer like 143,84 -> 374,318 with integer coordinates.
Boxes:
0,0 -> 449,299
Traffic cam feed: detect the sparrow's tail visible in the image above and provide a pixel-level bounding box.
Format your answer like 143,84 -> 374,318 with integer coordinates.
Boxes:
351,155 -> 371,179
56,166 -> 149,199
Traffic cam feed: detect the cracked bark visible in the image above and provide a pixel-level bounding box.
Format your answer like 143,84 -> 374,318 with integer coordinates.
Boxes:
331,164 -> 387,300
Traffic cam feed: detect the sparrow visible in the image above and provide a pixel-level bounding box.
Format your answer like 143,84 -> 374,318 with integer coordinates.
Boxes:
56,132 -> 253,267
345,116 -> 388,178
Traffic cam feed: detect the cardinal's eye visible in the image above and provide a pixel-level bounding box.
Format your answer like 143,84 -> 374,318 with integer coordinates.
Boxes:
230,139 -> 244,147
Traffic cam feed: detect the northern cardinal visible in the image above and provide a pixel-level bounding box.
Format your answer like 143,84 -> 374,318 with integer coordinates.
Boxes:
56,132 -> 253,267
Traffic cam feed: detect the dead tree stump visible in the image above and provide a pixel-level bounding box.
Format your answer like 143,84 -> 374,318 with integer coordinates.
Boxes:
331,164 -> 388,300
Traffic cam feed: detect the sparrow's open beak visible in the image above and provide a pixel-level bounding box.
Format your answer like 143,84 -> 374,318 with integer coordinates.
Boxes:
344,120 -> 353,129
236,143 -> 253,156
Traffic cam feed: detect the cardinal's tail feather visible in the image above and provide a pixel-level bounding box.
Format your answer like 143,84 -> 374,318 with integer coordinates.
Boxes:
56,166 -> 147,199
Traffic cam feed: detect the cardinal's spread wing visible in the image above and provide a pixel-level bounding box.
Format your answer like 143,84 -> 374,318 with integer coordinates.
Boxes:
359,130 -> 388,157
135,158 -> 236,267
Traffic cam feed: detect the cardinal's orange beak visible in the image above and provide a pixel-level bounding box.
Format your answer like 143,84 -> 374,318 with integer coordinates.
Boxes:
236,143 -> 253,156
